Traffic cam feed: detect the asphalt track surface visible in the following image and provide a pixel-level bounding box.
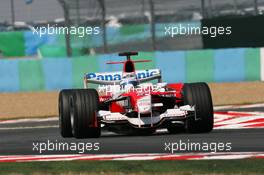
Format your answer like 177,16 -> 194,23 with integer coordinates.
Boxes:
0,106 -> 263,155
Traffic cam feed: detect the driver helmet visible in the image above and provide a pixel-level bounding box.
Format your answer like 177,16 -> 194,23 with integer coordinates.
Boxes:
120,79 -> 138,90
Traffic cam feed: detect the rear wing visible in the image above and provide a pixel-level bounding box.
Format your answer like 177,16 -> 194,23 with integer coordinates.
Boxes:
84,69 -> 162,88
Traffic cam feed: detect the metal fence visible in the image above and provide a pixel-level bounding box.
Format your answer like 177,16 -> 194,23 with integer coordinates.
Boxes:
57,0 -> 264,56
2,0 -> 264,24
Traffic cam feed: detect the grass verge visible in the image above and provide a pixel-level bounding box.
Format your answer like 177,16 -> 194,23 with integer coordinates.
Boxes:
0,159 -> 264,175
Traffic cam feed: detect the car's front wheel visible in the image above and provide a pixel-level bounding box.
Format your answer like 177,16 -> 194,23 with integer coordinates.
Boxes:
71,89 -> 101,138
183,82 -> 214,133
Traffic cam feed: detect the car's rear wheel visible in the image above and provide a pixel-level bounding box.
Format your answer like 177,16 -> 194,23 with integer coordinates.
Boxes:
71,89 -> 101,138
59,89 -> 74,138
183,83 -> 214,133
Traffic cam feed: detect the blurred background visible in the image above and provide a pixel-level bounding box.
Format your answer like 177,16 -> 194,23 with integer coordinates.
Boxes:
0,0 -> 264,92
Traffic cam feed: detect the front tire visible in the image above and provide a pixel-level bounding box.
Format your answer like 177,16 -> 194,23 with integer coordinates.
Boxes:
183,83 -> 214,133
71,89 -> 101,138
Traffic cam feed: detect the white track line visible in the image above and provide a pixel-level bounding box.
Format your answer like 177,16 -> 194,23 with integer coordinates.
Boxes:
214,103 -> 264,110
1,110 -> 264,130
1,102 -> 264,124
0,125 -> 58,130
0,117 -> 57,124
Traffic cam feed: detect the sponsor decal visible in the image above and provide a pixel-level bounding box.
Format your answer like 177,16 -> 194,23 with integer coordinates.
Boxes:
87,73 -> 121,81
86,69 -> 160,81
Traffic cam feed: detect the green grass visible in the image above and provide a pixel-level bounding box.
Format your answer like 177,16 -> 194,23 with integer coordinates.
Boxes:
0,159 -> 264,175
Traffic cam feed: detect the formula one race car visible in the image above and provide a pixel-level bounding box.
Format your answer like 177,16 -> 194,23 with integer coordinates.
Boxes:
59,52 -> 214,138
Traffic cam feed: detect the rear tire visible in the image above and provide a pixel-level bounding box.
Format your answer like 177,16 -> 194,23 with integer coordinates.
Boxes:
59,90 -> 73,138
71,89 -> 101,138
183,83 -> 214,133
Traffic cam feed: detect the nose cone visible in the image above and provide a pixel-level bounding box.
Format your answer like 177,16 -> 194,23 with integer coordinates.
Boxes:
137,95 -> 152,114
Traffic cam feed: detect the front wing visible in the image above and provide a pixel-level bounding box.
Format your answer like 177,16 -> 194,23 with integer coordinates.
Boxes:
98,105 -> 195,128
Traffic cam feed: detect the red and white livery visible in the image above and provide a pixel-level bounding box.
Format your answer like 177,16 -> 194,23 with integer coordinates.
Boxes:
59,52 -> 214,138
